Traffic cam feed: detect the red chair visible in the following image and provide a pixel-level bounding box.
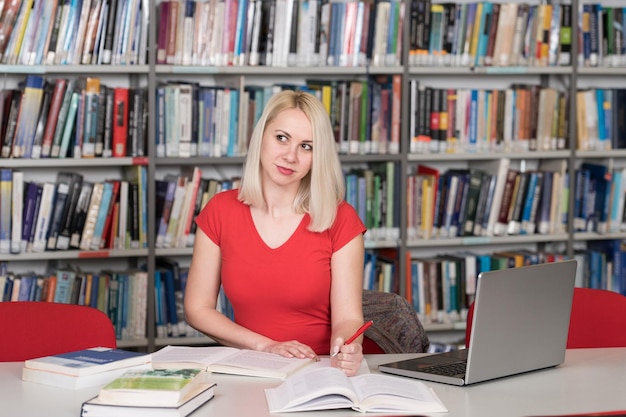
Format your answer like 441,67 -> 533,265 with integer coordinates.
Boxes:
0,301 -> 117,362
466,287 -> 626,349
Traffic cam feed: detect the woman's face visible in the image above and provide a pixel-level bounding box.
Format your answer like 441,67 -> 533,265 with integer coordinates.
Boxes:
260,108 -> 313,189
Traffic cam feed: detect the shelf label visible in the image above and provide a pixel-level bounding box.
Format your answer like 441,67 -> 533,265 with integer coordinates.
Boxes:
78,251 -> 110,259
462,237 -> 493,245
132,157 -> 149,166
484,67 -> 527,74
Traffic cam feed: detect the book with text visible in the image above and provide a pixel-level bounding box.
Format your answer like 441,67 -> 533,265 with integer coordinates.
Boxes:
81,380 -> 216,417
23,347 -> 151,377
151,345 -> 315,379
265,366 -> 447,413
97,368 -> 208,407
22,362 -> 152,390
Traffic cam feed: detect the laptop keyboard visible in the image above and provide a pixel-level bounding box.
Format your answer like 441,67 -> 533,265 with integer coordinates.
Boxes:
420,361 -> 467,376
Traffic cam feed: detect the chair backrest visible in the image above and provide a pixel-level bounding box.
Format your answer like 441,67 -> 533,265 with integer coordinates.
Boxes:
362,289 -> 429,354
566,287 -> 626,348
466,287 -> 626,349
0,301 -> 117,362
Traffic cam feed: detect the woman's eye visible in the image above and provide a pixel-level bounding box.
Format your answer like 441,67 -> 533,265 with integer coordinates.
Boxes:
276,134 -> 287,142
301,143 -> 312,151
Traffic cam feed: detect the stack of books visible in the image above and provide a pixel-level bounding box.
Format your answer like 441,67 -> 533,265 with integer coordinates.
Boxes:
21,347 -> 152,389
80,368 -> 216,417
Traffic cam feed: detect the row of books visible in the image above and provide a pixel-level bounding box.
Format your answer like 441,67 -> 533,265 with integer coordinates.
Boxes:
580,4 -> 626,68
345,162 -> 401,243
576,88 -> 626,152
573,163 -> 626,235
0,264 -> 148,341
580,240 -> 626,295
156,76 -> 401,159
0,167 -> 147,255
1,76 -> 147,160
5,74 -> 626,161
407,159 -> 569,240
154,258 -> 204,339
409,82 -> 570,154
155,168 -> 240,250
406,251 -> 575,325
0,0 -> 148,66
409,2 -> 572,68
363,249 -> 398,294
157,0 -> 404,67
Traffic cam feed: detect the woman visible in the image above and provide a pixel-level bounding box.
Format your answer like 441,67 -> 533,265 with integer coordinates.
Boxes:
184,89 -> 367,376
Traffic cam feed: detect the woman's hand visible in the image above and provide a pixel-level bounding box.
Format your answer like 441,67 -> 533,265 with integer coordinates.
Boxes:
330,340 -> 364,376
262,340 -> 319,360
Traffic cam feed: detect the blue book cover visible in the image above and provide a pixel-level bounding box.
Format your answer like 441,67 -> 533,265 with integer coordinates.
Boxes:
90,181 -> 113,250
24,347 -> 150,377
520,172 -> 539,234
200,87 -> 215,157
596,89 -> 606,141
475,2 -> 492,66
582,162 -> 611,232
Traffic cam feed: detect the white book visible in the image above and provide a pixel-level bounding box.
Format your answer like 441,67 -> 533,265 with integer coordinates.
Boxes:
475,158 -> 511,237
22,363 -> 151,390
79,182 -> 104,251
372,1 -> 390,67
31,182 -> 56,253
89,181 -> 114,250
248,0 -> 262,66
177,84 -> 193,157
163,176 -> 188,249
164,84 -> 180,157
272,0 -> 286,67
265,366 -> 447,413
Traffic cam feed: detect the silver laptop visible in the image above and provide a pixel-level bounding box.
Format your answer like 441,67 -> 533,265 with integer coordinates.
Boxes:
379,259 -> 577,386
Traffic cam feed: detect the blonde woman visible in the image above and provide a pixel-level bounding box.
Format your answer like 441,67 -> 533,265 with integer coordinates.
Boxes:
184,90 -> 366,376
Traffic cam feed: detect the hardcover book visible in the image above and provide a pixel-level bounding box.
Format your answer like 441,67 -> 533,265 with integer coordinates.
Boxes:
22,363 -> 152,390
97,368 -> 207,407
81,379 -> 215,417
23,347 -> 151,377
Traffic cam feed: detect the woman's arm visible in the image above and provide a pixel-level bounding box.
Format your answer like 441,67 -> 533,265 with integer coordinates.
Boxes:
183,229 -> 317,359
329,233 -> 366,376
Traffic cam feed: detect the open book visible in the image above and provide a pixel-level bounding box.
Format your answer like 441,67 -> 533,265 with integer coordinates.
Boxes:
151,345 -> 315,379
265,366 -> 448,413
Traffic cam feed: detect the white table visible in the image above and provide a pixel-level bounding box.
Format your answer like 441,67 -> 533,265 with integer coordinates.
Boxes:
1,348 -> 625,417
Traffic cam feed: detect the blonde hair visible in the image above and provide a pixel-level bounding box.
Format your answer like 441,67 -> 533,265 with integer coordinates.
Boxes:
238,89 -> 344,232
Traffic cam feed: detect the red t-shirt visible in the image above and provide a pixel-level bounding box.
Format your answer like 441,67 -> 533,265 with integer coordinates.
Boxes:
195,189 -> 366,354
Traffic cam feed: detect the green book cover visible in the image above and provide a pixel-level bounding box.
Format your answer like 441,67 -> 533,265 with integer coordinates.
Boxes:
103,368 -> 202,392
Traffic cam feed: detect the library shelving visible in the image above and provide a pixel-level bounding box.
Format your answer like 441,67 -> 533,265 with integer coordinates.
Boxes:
2,0 -> 626,350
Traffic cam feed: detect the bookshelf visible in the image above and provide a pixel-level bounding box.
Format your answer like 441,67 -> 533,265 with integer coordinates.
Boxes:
2,0 -> 626,350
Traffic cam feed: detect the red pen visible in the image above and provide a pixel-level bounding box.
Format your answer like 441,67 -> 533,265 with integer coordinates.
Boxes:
331,320 -> 373,357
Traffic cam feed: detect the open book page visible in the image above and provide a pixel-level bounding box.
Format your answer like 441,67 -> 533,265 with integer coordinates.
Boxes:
349,373 -> 447,413
265,366 -> 448,413
151,346 -> 240,369
151,346 -> 315,379
207,349 -> 315,379
265,367 -> 360,412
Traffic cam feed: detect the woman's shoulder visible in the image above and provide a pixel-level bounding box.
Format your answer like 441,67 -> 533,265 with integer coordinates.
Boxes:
334,200 -> 365,228
211,188 -> 239,202
337,200 -> 359,217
